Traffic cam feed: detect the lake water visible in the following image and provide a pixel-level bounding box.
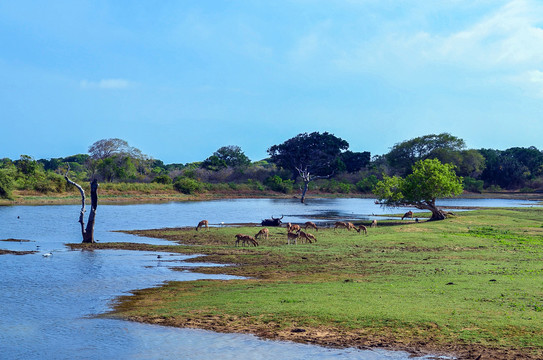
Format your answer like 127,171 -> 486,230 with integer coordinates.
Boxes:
1,198 -> 537,359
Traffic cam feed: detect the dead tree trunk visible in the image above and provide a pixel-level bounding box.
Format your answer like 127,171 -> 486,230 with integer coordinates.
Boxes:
65,172 -> 98,243
296,166 -> 332,204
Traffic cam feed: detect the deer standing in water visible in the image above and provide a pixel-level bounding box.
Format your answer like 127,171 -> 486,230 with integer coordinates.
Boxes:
196,220 -> 208,231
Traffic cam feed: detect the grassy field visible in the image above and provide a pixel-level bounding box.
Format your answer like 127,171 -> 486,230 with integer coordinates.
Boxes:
71,207 -> 543,359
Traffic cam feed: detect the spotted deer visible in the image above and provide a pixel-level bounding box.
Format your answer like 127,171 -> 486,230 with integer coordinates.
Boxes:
255,228 -> 269,240
304,221 -> 318,231
235,234 -> 259,247
195,220 -> 208,231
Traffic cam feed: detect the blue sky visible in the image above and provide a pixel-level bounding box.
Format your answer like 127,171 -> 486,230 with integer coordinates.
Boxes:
1,0 -> 542,164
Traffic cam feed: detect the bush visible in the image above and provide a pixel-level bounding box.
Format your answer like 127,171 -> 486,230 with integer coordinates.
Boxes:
320,179 -> 352,193
0,169 -> 14,199
356,175 -> 379,193
152,174 -> 172,184
265,175 -> 294,193
246,179 -> 264,191
337,182 -> 352,193
174,177 -> 203,194
486,184 -> 502,192
463,176 -> 484,193
34,172 -> 67,193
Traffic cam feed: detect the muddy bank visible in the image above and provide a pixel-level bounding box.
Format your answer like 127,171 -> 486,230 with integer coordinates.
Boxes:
0,249 -> 37,255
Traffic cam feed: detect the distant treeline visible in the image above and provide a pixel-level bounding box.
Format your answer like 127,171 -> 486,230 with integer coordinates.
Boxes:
1,134 -> 542,199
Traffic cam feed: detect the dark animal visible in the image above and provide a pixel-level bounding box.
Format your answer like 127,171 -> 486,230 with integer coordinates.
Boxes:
261,215 -> 284,227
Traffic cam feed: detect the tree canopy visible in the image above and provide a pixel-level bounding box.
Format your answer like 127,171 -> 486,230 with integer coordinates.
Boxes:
268,131 -> 350,202
374,158 -> 463,220
88,138 -> 147,160
202,145 -> 251,170
386,133 -> 466,176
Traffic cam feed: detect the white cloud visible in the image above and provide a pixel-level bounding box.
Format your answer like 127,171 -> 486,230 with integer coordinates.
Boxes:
511,70 -> 543,97
434,0 -> 543,67
80,78 -> 133,89
331,0 -> 543,70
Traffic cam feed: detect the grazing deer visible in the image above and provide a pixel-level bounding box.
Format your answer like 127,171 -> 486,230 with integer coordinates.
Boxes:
402,211 -> 413,220
235,234 -> 258,247
347,222 -> 358,231
196,220 -> 209,231
357,225 -> 368,235
334,221 -> 349,230
304,221 -> 318,231
306,232 -> 317,242
287,231 -> 299,245
255,228 -> 269,240
299,230 -> 316,243
371,220 -> 377,228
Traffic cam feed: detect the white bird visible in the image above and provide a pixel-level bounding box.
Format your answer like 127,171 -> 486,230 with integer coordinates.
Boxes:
42,252 -> 53,257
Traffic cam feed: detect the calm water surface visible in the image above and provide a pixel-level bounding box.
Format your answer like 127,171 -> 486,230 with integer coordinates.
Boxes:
1,198 -> 536,359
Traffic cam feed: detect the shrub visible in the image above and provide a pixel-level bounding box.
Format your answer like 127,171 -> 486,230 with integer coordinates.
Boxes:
486,184 -> 502,192
246,179 -> 264,191
152,174 -> 172,184
356,175 -> 379,193
33,172 -> 67,193
0,169 -> 14,199
337,182 -> 352,193
265,175 -> 294,193
174,177 -> 203,194
463,176 -> 484,193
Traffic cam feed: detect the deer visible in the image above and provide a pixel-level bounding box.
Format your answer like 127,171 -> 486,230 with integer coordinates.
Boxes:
347,222 -> 358,231
287,231 -> 299,245
235,234 -> 258,247
195,220 -> 208,231
287,223 -> 301,233
298,230 -> 316,243
334,221 -> 349,230
335,221 -> 358,231
255,228 -> 269,240
357,225 -> 368,235
304,221 -> 318,231
371,219 -> 377,228
402,211 -> 414,220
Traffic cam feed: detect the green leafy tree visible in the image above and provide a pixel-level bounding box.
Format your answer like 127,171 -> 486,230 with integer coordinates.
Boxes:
202,145 -> 251,170
201,155 -> 227,171
0,169 -> 15,199
15,155 -> 39,176
268,132 -> 349,203
374,158 -> 463,221
386,133 -> 466,176
340,151 -> 371,173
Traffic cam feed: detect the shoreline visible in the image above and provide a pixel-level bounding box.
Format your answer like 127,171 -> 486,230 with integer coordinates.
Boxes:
2,189 -> 542,206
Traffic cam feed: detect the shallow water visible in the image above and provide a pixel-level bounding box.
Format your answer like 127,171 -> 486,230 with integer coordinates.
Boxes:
1,198 -> 536,359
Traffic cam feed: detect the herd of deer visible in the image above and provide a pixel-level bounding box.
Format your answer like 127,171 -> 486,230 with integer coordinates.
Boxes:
194,210 -> 416,247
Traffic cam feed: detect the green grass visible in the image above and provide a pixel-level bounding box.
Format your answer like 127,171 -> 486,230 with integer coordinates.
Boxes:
101,207 -> 543,358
